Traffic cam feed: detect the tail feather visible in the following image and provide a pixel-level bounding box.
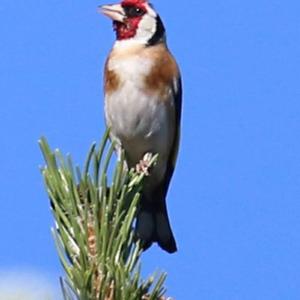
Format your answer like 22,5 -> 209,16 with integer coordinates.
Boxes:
136,198 -> 177,253
155,210 -> 177,253
136,208 -> 155,251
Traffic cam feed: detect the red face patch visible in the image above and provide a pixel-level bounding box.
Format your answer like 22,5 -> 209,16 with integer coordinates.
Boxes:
113,0 -> 148,40
113,18 -> 141,40
121,0 -> 146,7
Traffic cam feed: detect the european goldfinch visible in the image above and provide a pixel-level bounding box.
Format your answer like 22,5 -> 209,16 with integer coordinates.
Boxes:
100,0 -> 182,253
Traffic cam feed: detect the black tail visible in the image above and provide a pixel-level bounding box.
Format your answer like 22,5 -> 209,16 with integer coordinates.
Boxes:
136,197 -> 177,253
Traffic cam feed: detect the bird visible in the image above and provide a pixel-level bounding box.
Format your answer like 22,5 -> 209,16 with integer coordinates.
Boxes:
99,0 -> 182,253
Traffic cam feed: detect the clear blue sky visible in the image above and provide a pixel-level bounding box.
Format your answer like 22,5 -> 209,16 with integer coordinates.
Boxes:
1,0 -> 300,299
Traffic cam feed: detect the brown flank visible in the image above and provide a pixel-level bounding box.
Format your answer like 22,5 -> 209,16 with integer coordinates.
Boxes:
104,61 -> 120,94
144,46 -> 179,100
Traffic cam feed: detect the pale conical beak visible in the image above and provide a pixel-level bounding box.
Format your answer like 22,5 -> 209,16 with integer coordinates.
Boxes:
99,4 -> 125,23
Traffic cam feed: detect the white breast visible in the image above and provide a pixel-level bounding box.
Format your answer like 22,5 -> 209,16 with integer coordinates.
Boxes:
105,54 -> 172,167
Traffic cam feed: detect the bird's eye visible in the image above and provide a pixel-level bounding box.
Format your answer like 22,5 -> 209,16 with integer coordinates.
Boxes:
123,5 -> 145,18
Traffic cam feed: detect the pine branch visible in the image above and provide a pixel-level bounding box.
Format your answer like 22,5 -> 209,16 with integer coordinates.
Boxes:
39,131 -> 171,300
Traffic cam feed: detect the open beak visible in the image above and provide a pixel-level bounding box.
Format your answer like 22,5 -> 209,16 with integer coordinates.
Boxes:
99,4 -> 125,23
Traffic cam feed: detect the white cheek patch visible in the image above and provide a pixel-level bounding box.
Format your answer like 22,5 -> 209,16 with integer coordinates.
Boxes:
135,11 -> 157,43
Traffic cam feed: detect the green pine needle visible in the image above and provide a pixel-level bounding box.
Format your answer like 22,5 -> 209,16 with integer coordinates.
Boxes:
39,131 -> 168,300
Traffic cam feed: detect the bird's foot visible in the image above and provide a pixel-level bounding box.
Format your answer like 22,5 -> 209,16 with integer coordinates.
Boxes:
136,153 -> 153,176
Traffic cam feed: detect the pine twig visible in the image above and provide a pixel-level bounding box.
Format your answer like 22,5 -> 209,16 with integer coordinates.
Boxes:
39,131 -> 169,300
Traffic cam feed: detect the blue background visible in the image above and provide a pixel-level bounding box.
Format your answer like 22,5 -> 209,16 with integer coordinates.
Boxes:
1,0 -> 300,299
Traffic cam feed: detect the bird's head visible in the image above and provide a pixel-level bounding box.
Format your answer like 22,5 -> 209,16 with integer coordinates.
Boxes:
99,0 -> 165,46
